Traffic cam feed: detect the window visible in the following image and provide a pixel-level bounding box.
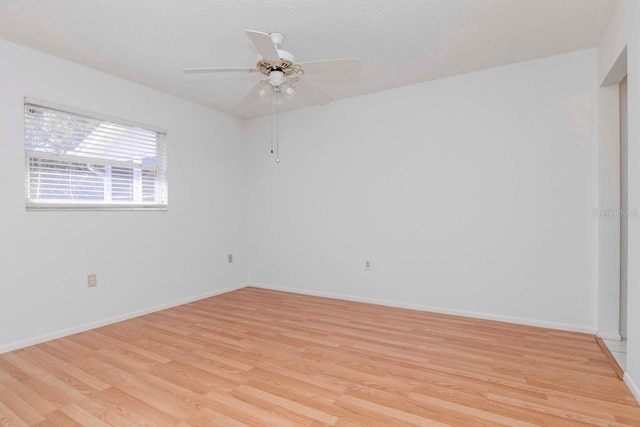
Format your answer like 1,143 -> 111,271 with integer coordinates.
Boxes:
24,99 -> 168,210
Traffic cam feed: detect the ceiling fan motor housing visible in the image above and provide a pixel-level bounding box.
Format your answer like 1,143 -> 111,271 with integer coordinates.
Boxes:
255,32 -> 298,79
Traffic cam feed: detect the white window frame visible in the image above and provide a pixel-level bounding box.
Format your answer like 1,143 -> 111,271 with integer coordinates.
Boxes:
24,98 -> 168,211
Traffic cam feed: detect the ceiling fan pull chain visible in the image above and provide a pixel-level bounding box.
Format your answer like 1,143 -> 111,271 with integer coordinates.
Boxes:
270,90 -> 274,154
276,92 -> 280,164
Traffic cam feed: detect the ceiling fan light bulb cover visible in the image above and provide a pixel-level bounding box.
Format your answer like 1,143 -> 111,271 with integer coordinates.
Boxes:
257,82 -> 271,97
269,70 -> 285,87
279,82 -> 295,99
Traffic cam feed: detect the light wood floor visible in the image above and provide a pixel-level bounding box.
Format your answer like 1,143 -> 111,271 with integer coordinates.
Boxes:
0,287 -> 639,426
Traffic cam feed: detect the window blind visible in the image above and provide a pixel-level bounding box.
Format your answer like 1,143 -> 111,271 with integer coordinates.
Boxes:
24,100 -> 168,210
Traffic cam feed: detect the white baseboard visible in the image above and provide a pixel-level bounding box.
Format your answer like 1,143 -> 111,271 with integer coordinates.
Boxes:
248,282 -> 597,335
0,282 -> 599,355
597,331 -> 623,341
624,372 -> 640,405
0,283 -> 247,355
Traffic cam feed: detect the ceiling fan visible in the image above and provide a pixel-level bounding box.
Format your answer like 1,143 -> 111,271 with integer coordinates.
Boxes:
183,30 -> 362,107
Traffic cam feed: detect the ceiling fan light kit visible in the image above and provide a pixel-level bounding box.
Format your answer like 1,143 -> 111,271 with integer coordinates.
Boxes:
184,30 -> 362,163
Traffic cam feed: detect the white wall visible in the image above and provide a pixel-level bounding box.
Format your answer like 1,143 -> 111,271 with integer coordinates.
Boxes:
599,0 -> 629,86
0,40 -> 248,352
624,0 -> 640,402
246,50 -> 599,333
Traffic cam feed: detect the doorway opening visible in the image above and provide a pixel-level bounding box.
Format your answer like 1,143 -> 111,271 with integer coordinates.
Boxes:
619,75 -> 628,342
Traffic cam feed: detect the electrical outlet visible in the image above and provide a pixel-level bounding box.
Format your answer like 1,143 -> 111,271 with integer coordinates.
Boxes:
227,254 -> 233,263
87,274 -> 97,288
364,260 -> 371,270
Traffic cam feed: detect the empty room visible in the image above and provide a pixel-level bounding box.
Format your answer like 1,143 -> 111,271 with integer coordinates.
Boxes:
1,0 -> 640,425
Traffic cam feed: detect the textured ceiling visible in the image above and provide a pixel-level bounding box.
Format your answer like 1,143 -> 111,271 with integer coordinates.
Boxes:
0,0 -> 617,119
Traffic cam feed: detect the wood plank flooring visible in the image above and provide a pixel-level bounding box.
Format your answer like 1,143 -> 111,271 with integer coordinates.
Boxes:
0,287 -> 639,426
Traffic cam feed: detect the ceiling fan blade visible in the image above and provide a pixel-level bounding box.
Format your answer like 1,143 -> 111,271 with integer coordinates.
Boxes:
240,82 -> 271,106
297,59 -> 362,82
184,67 -> 256,74
293,79 -> 333,105
245,30 -> 280,61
